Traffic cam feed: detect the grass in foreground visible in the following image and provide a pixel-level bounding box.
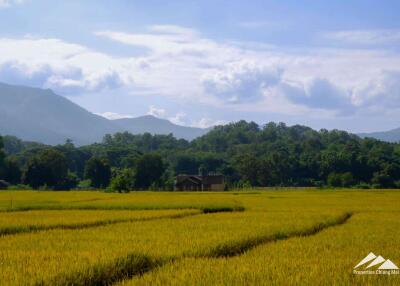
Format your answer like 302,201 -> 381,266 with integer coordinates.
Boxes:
0,210 -> 342,285
121,213 -> 400,286
0,189 -> 399,285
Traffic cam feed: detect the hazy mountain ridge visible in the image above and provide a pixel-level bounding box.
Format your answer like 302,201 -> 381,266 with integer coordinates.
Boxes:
358,128 -> 400,143
1,82 -> 398,145
0,82 -> 208,145
113,116 -> 209,140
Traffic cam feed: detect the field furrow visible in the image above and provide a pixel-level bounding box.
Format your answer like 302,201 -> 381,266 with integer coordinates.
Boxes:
0,210 -> 342,285
0,209 -> 201,236
124,212 -> 400,286
197,212 -> 352,258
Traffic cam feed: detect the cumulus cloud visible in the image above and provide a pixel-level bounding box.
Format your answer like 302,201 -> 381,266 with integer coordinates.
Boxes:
0,61 -> 123,95
202,61 -> 282,103
352,70 -> 400,109
190,118 -> 226,128
279,71 -> 400,115
145,107 -> 223,129
168,111 -> 225,128
0,37 -> 127,95
168,112 -> 186,125
281,78 -> 355,115
96,112 -> 134,120
94,25 -> 400,116
1,25 -> 400,126
0,61 -> 54,87
147,105 -> 167,118
46,69 -> 124,95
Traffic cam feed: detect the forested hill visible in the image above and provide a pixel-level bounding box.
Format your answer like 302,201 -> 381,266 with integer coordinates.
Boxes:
1,121 -> 399,190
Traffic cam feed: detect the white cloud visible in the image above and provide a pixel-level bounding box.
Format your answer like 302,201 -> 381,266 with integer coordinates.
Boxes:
95,27 -> 205,55
147,105 -> 167,118
190,118 -> 226,128
144,107 -> 224,129
95,112 -> 134,120
352,70 -> 400,109
0,37 -> 129,94
95,26 -> 400,116
1,25 -> 400,128
0,0 -> 27,8
168,112 -> 186,125
46,69 -> 123,94
280,78 -> 355,115
202,61 -> 282,103
323,29 -> 400,45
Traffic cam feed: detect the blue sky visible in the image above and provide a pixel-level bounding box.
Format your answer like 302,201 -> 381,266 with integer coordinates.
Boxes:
1,0 -> 400,132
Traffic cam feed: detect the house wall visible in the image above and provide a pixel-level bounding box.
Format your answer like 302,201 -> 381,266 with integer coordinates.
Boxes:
210,183 -> 224,191
177,183 -> 201,191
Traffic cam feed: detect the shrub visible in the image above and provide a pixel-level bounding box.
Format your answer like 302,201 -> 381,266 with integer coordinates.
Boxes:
340,172 -> 354,187
110,168 -> 134,193
327,173 -> 342,187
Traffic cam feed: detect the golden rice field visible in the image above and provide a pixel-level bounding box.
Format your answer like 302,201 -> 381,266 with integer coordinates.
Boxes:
0,189 -> 399,285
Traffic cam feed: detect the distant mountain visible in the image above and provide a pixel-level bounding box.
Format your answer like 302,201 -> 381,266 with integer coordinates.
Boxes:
113,116 -> 209,141
0,82 -> 208,145
358,128 -> 400,143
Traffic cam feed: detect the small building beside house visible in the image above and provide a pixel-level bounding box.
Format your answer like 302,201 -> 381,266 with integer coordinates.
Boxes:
175,174 -> 225,191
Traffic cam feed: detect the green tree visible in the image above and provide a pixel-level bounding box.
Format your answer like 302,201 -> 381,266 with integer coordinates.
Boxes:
3,119 -> 400,189
233,153 -> 260,186
134,153 -> 165,189
22,148 -> 69,189
327,172 -> 354,187
372,170 -> 393,188
110,168 -> 134,193
57,140 -> 91,179
3,158 -> 22,184
0,136 -> 5,178
341,172 -> 354,187
327,172 -> 342,187
173,154 -> 199,175
84,157 -> 111,188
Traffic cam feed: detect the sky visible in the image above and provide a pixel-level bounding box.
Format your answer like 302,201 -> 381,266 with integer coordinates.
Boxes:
0,0 -> 400,132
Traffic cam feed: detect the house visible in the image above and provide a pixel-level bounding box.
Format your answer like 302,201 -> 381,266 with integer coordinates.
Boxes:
175,174 -> 225,191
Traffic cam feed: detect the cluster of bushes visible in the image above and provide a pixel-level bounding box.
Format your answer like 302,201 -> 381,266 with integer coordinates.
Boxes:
0,120 -> 399,191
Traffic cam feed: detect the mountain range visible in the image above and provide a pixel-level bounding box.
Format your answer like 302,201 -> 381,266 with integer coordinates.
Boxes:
0,82 -> 208,145
358,128 -> 400,143
0,82 -> 399,145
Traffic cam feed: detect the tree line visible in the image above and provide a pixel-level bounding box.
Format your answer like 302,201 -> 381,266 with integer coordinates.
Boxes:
0,121 -> 399,191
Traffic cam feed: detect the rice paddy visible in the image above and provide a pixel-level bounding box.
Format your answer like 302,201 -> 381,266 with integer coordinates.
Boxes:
0,189 -> 398,285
